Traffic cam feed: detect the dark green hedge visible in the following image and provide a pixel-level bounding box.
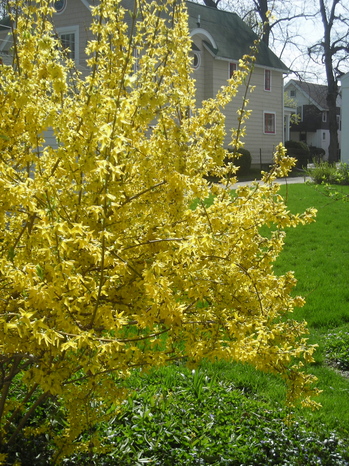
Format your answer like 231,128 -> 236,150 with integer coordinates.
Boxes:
284,141 -> 311,168
225,148 -> 252,175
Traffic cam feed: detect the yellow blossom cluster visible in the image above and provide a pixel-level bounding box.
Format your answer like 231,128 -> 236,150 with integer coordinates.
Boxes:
0,0 -> 319,460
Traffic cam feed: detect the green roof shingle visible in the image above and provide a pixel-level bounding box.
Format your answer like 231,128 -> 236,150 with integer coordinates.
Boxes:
187,1 -> 288,72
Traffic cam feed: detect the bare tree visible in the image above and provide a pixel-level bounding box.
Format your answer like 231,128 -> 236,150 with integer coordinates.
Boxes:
309,0 -> 349,162
203,0 -> 316,48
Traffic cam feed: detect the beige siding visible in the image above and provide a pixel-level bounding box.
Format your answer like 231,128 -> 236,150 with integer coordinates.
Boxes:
192,58 -> 285,166
191,36 -> 215,104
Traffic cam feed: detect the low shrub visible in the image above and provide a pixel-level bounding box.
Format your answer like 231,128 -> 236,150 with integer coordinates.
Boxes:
309,146 -> 325,163
285,140 -> 311,168
324,329 -> 349,371
308,162 -> 349,185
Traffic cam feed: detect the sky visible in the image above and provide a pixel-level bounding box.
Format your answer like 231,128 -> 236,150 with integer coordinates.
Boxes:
214,0 -> 349,85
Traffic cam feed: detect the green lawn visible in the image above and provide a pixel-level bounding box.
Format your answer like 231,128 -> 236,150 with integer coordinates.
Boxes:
273,183 -> 349,436
275,183 -> 349,329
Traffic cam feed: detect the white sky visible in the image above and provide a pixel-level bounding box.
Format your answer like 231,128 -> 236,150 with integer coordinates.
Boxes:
218,0 -> 349,85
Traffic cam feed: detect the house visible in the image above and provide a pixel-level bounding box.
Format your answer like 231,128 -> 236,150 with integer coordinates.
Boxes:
186,2 -> 289,167
0,0 -> 289,167
284,79 -> 342,160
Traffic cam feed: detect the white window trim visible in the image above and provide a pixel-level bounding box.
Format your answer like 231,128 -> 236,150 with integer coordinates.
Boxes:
191,50 -> 201,70
264,69 -> 271,91
57,25 -> 79,64
263,111 -> 276,134
322,111 -> 327,123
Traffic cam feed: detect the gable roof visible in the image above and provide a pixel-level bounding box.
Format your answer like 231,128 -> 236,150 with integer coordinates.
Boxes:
285,79 -> 329,110
186,1 -> 288,72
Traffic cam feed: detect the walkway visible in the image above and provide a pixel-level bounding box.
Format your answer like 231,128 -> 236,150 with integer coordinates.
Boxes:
233,175 -> 310,187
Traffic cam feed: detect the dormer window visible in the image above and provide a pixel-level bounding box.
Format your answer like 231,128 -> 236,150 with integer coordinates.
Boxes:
54,0 -> 67,14
190,44 -> 201,70
192,51 -> 200,69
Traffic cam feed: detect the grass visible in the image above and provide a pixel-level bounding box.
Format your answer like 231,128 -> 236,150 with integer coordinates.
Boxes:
275,183 -> 349,329
271,183 -> 349,437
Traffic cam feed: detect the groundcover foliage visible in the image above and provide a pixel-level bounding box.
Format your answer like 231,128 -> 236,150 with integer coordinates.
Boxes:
64,366 -> 348,465
325,329 -> 349,372
5,366 -> 349,465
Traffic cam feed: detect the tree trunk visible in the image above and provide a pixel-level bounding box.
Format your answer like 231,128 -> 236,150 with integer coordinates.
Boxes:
255,0 -> 270,45
327,87 -> 339,162
319,0 -> 340,162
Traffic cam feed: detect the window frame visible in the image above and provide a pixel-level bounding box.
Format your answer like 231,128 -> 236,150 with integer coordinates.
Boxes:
57,25 -> 79,64
263,112 -> 276,134
264,69 -> 271,91
191,50 -> 201,70
228,62 -> 237,79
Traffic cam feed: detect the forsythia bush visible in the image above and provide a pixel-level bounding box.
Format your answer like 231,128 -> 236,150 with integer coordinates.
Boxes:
0,0 -> 318,461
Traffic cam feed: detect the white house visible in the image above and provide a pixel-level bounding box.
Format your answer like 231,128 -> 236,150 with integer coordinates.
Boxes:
284,79 -> 342,160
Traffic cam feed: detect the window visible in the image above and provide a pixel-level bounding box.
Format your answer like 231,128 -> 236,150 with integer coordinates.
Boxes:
178,107 -> 192,123
264,69 -> 271,91
190,44 -> 201,71
57,26 -> 79,63
290,89 -> 296,97
191,51 -> 201,70
323,132 -> 326,140
60,33 -> 75,60
229,62 -> 237,78
54,0 -> 67,14
264,112 -> 275,134
322,111 -> 327,123
297,105 -> 303,121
